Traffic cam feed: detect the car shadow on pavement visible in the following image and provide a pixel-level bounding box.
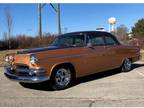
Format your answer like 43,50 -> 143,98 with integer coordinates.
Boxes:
131,63 -> 144,70
73,63 -> 144,86
19,81 -> 54,91
73,68 -> 121,87
20,63 -> 144,91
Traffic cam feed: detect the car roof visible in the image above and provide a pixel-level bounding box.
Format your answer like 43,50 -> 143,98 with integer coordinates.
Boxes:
57,31 -> 120,45
60,31 -> 110,36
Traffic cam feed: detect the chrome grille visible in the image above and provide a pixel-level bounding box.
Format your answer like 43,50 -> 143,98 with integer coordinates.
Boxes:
7,65 -> 32,76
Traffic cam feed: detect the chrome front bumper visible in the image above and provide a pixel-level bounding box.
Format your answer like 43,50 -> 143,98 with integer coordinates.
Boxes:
4,65 -> 50,83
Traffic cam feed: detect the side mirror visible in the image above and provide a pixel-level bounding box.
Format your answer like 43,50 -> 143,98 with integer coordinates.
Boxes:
86,43 -> 93,48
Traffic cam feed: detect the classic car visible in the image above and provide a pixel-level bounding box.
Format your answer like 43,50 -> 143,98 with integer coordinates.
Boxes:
4,31 -> 140,90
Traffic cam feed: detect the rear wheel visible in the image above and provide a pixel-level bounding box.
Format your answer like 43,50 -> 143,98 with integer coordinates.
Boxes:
121,58 -> 132,72
50,66 -> 73,90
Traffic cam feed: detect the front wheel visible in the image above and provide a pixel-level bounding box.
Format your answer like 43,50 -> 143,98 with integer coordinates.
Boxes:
121,58 -> 132,72
50,67 -> 73,90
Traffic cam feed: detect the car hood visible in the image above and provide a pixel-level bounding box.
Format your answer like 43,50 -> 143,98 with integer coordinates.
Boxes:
17,46 -> 62,54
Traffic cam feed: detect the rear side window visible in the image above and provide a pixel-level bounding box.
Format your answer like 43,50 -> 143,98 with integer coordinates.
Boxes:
105,36 -> 117,45
88,35 -> 105,46
73,35 -> 85,47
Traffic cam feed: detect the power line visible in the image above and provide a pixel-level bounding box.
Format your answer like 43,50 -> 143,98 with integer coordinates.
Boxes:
49,3 -> 57,13
39,3 -> 61,35
42,3 -> 47,8
49,3 -> 61,34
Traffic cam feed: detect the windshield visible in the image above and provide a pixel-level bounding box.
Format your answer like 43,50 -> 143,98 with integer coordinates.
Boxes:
51,35 -> 85,47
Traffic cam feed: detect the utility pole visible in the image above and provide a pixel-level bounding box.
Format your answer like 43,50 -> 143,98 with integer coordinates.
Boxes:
42,3 -> 62,35
57,4 -> 61,35
38,3 -> 42,39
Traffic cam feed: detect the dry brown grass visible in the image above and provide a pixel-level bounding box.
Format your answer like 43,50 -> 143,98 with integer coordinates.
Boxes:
140,49 -> 144,61
0,50 -> 19,66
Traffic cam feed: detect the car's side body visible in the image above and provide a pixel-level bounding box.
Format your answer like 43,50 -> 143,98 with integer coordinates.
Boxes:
4,31 -> 140,89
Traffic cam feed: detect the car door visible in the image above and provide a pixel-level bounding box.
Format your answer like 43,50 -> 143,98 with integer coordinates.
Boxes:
61,34 -> 91,77
103,33 -> 122,69
83,33 -> 108,75
67,33 -> 108,77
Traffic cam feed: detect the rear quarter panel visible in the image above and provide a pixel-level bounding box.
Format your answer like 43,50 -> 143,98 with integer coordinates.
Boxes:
116,45 -> 140,64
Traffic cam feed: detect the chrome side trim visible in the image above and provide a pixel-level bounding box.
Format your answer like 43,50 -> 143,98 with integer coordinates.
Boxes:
40,52 -> 94,60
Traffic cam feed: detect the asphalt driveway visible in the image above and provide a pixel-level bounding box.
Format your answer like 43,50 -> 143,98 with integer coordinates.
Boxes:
0,61 -> 144,107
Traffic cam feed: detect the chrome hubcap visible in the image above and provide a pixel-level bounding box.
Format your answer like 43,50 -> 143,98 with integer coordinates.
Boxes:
123,58 -> 131,71
55,68 -> 71,87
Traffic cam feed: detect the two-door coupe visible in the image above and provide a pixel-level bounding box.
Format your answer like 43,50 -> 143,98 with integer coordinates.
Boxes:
4,31 -> 140,90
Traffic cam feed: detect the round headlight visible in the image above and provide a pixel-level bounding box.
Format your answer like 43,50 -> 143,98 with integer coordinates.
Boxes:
30,55 -> 38,65
5,55 -> 9,62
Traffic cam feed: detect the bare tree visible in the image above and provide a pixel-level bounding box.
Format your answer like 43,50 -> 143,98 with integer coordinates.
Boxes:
116,24 -> 128,41
4,7 -> 13,49
2,32 -> 7,41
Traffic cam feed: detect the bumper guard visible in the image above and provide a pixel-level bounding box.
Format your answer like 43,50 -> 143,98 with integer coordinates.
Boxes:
4,65 -> 49,83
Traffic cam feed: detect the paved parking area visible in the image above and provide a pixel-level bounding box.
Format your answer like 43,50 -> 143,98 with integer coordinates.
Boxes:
0,61 -> 144,107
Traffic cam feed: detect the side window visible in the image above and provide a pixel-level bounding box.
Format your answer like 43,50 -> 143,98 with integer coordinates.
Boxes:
88,35 -> 105,46
52,34 -> 84,47
105,36 -> 117,45
74,35 -> 85,47
53,36 -> 73,47
61,36 -> 73,46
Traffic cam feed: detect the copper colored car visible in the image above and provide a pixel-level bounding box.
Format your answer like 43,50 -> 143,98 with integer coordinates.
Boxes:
4,31 -> 140,90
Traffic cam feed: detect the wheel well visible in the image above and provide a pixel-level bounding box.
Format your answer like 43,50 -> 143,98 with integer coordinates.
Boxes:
124,58 -> 132,62
51,63 -> 76,79
121,57 -> 132,66
128,58 -> 132,62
